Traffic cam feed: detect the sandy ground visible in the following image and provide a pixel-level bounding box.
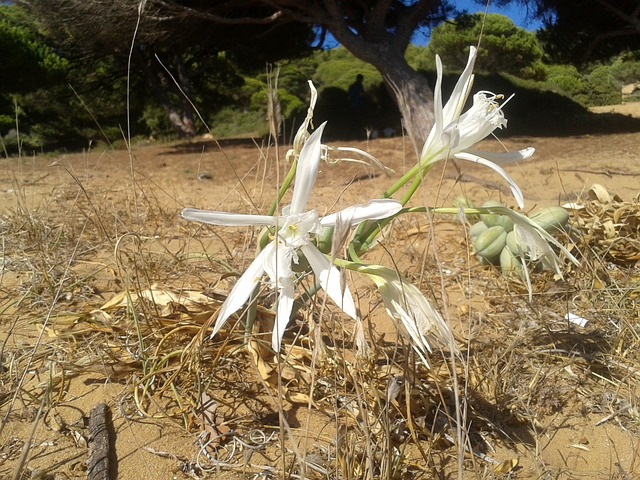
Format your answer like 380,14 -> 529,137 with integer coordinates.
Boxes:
1,105 -> 639,479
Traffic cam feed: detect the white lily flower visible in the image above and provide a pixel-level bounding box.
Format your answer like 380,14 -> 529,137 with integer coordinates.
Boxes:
182,123 -> 402,352
354,265 -> 455,368
420,46 -> 532,209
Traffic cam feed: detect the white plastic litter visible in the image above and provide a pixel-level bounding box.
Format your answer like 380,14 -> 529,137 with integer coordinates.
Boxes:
565,312 -> 588,328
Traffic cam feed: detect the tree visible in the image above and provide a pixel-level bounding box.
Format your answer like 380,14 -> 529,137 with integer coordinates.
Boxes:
20,0 -> 461,150
0,6 -> 67,94
427,13 -> 544,79
183,1 -> 459,150
508,0 -> 640,63
17,0 -> 314,137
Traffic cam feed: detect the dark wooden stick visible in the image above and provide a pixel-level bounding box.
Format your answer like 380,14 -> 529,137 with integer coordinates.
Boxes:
87,403 -> 111,480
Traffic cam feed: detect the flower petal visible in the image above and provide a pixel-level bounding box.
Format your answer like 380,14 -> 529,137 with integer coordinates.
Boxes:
389,297 -> 433,367
291,80 -> 318,156
453,151 -> 525,209
491,206 -> 579,266
182,208 -> 276,227
464,147 -> 535,165
290,122 -> 326,215
273,282 -> 295,352
359,266 -> 455,368
442,46 -> 477,123
421,47 -> 477,163
320,199 -> 402,227
211,244 -> 271,337
421,54 -> 445,160
301,244 -> 358,320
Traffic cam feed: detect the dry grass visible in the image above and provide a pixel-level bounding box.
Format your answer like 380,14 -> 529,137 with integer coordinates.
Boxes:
1,151 -> 639,479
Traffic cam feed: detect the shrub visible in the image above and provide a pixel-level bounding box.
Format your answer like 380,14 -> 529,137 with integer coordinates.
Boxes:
208,107 -> 267,139
545,64 -> 588,97
427,13 -> 543,78
587,65 -> 622,106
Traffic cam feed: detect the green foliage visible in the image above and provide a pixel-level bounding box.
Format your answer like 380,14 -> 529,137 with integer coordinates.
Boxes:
311,48 -> 381,90
545,64 -> 587,97
586,65 -> 622,106
3,1 -> 639,151
405,44 -> 435,72
209,107 -> 268,139
142,104 -> 174,138
427,13 -> 543,78
0,6 -> 68,94
608,52 -> 640,85
542,52 -> 640,107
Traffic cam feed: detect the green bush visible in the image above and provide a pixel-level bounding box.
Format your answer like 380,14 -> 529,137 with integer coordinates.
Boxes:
311,50 -> 381,91
608,52 -> 640,85
586,65 -> 622,106
545,64 -> 588,97
405,45 -> 436,73
209,107 -> 267,139
426,13 -> 543,78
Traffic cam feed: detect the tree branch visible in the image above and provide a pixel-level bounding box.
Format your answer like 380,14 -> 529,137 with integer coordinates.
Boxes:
152,0 -> 287,25
586,26 -> 640,60
593,0 -> 640,30
261,0 -> 333,26
367,0 -> 395,35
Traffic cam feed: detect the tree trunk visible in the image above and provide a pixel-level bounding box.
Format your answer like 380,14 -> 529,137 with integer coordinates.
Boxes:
326,35 -> 434,155
137,52 -> 197,137
377,56 -> 435,156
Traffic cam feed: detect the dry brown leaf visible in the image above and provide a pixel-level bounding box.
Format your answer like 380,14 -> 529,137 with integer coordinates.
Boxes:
493,458 -> 518,474
100,286 -> 218,312
287,391 -> 312,404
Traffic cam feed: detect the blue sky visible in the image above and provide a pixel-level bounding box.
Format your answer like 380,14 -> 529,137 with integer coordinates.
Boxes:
321,2 -> 544,48
404,1 -> 545,46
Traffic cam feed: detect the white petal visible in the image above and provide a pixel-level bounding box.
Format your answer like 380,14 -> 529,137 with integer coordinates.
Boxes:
211,244 -> 271,337
496,206 -> 579,265
361,266 -> 454,358
273,283 -> 295,352
290,122 -> 326,214
464,147 -> 535,165
442,46 -> 477,123
320,199 -> 402,227
301,244 -> 358,320
393,279 -> 451,352
421,55 -> 444,159
182,208 -> 276,227
293,81 -> 318,149
389,298 -> 432,367
453,151 -> 525,209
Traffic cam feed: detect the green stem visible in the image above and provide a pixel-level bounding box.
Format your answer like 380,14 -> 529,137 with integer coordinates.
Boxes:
382,160 -> 422,198
351,206 -> 489,259
244,285 -> 260,344
353,156 -> 441,256
267,159 -> 298,216
260,159 -> 299,249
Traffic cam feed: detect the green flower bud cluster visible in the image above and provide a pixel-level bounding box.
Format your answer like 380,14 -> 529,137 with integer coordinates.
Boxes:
469,201 -> 570,280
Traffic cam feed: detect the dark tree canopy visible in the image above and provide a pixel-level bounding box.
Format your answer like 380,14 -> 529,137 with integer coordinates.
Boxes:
0,6 -> 67,94
18,0 -> 459,148
492,0 -> 640,63
541,0 -> 640,63
12,0 -> 640,146
16,0 -> 315,136
16,0 -> 314,67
